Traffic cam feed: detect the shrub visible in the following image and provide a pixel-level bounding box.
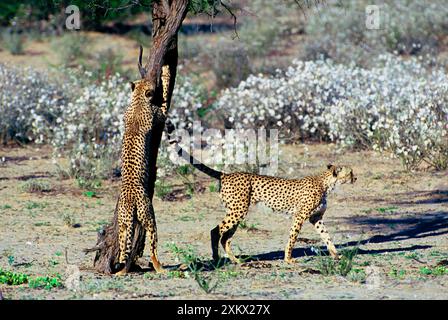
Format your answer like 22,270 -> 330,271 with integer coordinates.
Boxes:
1,28 -> 24,55
0,1 -> 149,29
313,245 -> 359,277
0,61 -> 206,179
302,0 -> 448,66
167,243 -> 220,294
217,54 -> 448,170
20,180 -> 52,193
208,40 -> 252,88
0,64 -> 67,144
237,0 -> 291,58
51,32 -> 91,66
178,36 -> 202,61
51,72 -> 127,180
0,268 -> 62,289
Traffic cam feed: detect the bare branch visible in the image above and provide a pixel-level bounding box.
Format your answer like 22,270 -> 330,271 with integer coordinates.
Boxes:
220,1 -> 239,39
138,45 -> 147,78
92,0 -> 147,18
293,0 -> 328,18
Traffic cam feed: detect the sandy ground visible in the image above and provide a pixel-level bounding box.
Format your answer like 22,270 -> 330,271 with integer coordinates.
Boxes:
0,143 -> 447,300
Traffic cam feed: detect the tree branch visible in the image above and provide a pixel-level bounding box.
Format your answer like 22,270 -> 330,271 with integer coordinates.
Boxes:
143,0 -> 189,87
220,1 -> 239,39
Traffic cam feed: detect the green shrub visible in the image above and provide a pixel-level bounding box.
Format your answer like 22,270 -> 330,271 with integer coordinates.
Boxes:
0,269 -> 28,285
0,1 -> 149,29
28,275 -> 63,289
1,29 -> 24,55
155,179 -> 172,199
209,40 -> 251,88
0,268 -> 62,289
20,180 -> 52,193
167,243 -> 220,294
51,33 -> 90,66
313,245 -> 359,277
419,266 -> 448,276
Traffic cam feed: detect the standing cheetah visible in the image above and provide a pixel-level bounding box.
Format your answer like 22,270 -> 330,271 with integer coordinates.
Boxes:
115,79 -> 165,275
166,121 -> 356,263
115,47 -> 173,275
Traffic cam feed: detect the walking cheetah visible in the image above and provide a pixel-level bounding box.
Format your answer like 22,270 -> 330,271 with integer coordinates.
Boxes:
165,121 -> 356,263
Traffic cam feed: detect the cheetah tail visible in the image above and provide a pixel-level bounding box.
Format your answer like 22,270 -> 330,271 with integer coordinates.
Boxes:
165,120 -> 222,180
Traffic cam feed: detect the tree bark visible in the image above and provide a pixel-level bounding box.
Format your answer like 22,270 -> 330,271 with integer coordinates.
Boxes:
86,0 -> 188,275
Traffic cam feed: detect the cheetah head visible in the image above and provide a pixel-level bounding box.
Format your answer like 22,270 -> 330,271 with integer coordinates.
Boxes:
327,164 -> 356,184
129,79 -> 154,102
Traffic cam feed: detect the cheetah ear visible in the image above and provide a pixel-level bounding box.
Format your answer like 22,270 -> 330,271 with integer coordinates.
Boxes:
333,166 -> 342,177
327,164 -> 337,176
129,81 -> 136,92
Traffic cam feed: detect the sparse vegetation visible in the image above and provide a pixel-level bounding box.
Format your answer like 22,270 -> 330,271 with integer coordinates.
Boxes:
239,220 -> 259,231
1,29 -> 24,55
0,268 -> 62,290
419,266 -> 448,276
376,207 -> 399,214
154,179 -> 172,199
167,243 -> 221,294
25,201 -> 48,210
313,245 -> 360,277
20,180 -> 52,193
389,268 -> 407,279
51,33 -> 91,66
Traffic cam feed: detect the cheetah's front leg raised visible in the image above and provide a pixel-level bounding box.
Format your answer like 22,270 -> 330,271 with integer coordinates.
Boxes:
284,212 -> 306,263
309,212 -> 339,259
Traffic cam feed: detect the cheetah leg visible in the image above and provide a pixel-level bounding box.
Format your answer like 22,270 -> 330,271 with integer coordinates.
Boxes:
309,213 -> 339,260
221,224 -> 239,264
215,210 -> 245,264
211,225 -> 220,262
116,217 -> 134,276
137,196 -> 164,273
284,213 -> 306,263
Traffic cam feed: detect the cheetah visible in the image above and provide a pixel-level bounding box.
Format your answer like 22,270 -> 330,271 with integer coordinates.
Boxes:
165,121 -> 356,264
115,79 -> 165,275
115,49 -> 173,275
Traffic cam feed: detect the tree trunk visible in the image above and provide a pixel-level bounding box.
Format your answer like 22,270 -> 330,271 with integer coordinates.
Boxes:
86,0 -> 188,275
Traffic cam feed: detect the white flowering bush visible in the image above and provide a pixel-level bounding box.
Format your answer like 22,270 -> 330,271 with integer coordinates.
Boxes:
217,54 -> 448,170
54,71 -> 206,180
50,72 -> 128,180
0,63 -> 206,179
0,64 -> 67,144
167,73 -> 206,130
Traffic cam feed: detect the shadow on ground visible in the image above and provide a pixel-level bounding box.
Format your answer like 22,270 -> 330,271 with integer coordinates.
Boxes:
354,189 -> 448,205
243,210 -> 447,262
389,190 -> 448,205
133,210 -> 447,272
